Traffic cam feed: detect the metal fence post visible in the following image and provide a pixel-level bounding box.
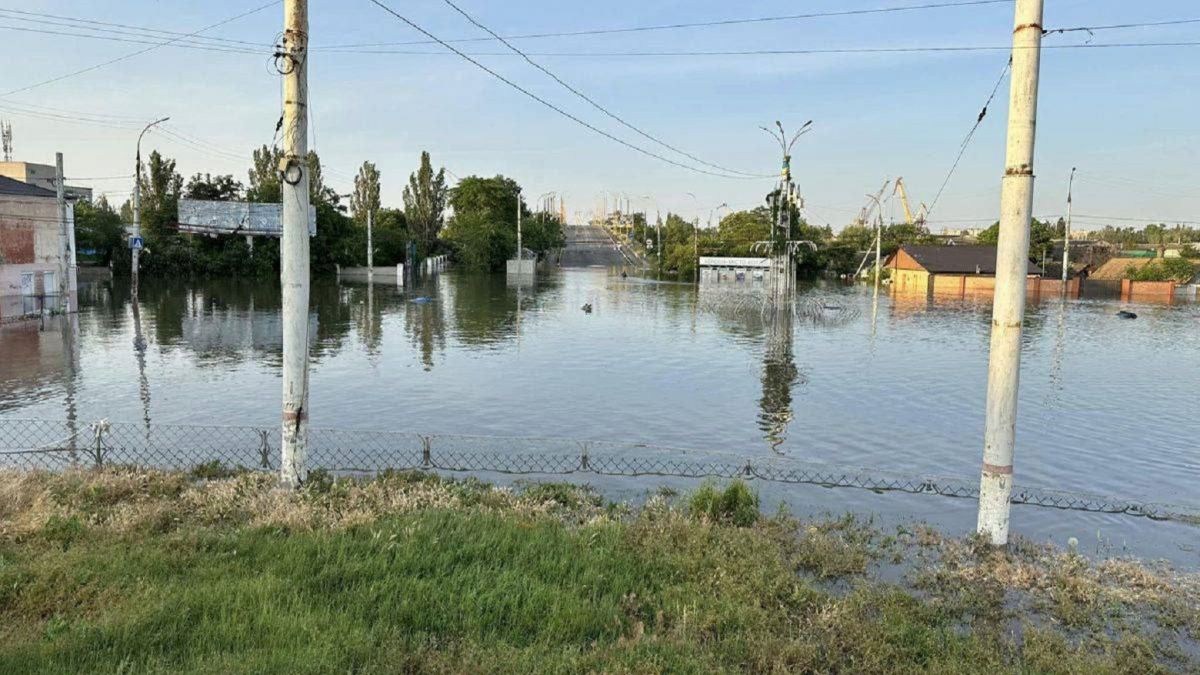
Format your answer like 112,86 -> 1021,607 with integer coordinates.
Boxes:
257,429 -> 273,469
90,419 -> 109,468
421,435 -> 432,468
579,441 -> 590,472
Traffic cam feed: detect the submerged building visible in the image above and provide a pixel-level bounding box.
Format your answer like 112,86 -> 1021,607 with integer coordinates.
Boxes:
0,175 -> 72,318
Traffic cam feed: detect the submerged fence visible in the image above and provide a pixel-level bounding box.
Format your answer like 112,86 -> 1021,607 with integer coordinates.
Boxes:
1,418 -> 1197,524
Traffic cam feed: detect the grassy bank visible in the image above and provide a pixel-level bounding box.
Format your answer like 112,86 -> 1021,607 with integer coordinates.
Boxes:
0,467 -> 1196,673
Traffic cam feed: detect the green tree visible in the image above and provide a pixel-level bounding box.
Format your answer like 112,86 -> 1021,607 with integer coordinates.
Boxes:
835,224 -> 876,252
1129,258 -> 1197,283
522,211 -> 566,255
1144,223 -> 1169,258
184,173 -> 243,201
138,150 -> 183,239
717,208 -> 771,256
350,161 -> 381,225
245,145 -> 334,206
402,151 -> 447,256
659,213 -> 697,277
246,145 -> 282,203
442,175 -> 524,272
372,207 -> 409,265
73,197 -> 125,265
976,218 -> 1055,264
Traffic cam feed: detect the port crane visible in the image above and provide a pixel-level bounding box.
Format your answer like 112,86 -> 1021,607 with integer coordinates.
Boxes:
892,177 -> 928,226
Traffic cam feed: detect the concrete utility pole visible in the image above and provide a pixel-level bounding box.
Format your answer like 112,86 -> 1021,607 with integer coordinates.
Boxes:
977,0 -> 1044,546
54,152 -> 70,306
516,187 -> 523,272
1062,167 -> 1075,285
279,0 -> 311,489
131,117 -> 169,300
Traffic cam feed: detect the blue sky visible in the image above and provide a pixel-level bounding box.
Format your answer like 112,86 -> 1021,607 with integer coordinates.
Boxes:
1,0 -> 1198,232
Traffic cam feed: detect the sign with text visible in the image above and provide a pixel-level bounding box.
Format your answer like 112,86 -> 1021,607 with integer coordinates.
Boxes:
177,199 -> 316,238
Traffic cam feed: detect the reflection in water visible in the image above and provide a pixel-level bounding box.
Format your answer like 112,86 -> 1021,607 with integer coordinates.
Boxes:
759,307 -> 800,454
404,280 -> 446,371
131,294 -> 151,433
60,312 -> 80,457
4,271 -> 1198,519
700,291 -> 806,453
1045,297 -> 1068,406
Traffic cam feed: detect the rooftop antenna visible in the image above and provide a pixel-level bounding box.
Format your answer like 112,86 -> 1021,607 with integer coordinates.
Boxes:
1,120 -> 12,162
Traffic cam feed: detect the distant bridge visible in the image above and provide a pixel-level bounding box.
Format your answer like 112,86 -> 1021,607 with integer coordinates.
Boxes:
558,225 -> 643,268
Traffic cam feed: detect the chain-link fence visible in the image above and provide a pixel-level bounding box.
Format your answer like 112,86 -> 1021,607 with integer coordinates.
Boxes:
1,418 -> 1196,524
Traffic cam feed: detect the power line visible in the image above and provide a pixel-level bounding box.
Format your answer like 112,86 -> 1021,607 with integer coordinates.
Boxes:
322,41 -> 1200,57
0,7 -> 273,48
0,102 -> 142,130
65,175 -> 135,181
0,1 -> 279,98
6,22 -> 1199,61
0,98 -> 143,122
364,0 -> 769,179
323,0 -> 1014,50
439,0 -> 768,179
923,57 -> 1011,222
0,23 -> 267,55
1073,213 -> 1200,225
1045,17 -> 1200,37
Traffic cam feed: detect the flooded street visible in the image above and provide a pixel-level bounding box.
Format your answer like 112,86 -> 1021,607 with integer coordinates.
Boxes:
2,271 -> 1198,562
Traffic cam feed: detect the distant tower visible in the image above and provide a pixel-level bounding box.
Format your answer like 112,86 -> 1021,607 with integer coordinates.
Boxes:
1,120 -> 12,162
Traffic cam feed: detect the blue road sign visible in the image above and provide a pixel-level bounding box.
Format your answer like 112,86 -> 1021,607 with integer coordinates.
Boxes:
129,236 -> 144,250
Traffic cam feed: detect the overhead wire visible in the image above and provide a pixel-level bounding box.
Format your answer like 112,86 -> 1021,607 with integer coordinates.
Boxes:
0,23 -> 267,55
922,56 -> 1011,222
318,42 -> 1200,57
323,0 -> 1014,50
438,0 -> 768,179
0,7 -> 274,49
65,175 -> 135,181
0,0 -> 279,98
364,0 -> 768,179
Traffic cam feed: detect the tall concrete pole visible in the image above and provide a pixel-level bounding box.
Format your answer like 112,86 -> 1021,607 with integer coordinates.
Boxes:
131,117 -> 168,300
1061,167 -> 1075,286
54,152 -> 69,306
516,188 -> 523,272
977,0 -> 1044,546
279,0 -> 311,489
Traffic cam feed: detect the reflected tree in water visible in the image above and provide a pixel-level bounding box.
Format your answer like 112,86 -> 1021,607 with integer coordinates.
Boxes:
403,282 -> 446,371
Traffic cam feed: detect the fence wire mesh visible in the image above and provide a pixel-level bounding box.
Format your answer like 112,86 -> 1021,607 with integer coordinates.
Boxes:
1,418 -> 1196,524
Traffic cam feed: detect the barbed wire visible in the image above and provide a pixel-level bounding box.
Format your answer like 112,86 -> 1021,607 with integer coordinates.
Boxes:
0,418 -> 1195,524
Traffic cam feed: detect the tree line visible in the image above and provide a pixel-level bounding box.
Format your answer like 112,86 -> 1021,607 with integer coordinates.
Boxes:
73,149 -> 565,277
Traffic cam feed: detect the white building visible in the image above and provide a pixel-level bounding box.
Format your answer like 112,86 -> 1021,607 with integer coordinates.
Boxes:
0,175 -> 73,319
699,256 -> 773,284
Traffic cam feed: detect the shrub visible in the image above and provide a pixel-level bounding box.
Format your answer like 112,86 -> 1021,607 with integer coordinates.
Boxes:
1129,257 -> 1197,283
687,479 -> 759,527
189,460 -> 239,481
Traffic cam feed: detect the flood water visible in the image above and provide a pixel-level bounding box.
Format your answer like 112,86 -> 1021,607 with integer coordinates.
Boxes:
2,271 -> 1198,564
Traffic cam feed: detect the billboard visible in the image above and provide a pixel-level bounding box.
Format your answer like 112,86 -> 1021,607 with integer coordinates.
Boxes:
177,199 -> 316,238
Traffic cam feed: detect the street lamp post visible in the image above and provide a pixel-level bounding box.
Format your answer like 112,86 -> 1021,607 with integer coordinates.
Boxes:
701,203 -> 730,284
132,116 -> 169,299
1062,167 -> 1076,287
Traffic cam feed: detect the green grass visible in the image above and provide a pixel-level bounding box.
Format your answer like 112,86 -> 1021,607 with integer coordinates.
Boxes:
0,468 -> 1194,673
